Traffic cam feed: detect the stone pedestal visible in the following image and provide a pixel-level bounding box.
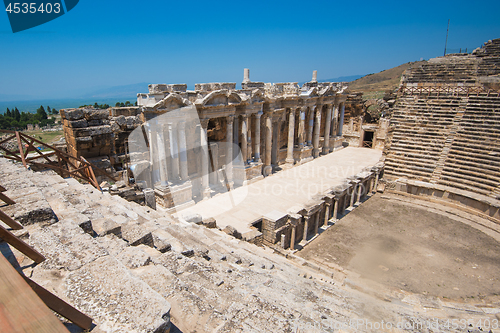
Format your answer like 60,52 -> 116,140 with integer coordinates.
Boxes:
155,181 -> 195,212
293,146 -> 313,165
331,136 -> 344,151
233,161 -> 264,186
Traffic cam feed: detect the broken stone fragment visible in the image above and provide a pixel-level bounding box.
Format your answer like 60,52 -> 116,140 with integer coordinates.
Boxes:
62,108 -> 84,121
202,217 -> 217,228
83,109 -> 109,120
223,225 -> 242,239
183,213 -> 202,224
121,223 -> 154,247
92,217 -> 121,237
68,119 -> 88,128
181,249 -> 194,257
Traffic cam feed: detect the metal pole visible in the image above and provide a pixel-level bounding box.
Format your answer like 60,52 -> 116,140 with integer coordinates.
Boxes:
444,19 -> 450,56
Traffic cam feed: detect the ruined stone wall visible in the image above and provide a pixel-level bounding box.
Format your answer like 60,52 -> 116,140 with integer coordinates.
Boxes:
61,107 -> 142,172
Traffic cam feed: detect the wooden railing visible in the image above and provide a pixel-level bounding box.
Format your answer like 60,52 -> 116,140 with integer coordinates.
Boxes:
0,130 -> 115,190
398,84 -> 500,97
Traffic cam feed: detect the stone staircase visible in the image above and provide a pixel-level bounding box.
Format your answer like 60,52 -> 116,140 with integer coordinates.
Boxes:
437,95 -> 500,197
0,158 -> 366,332
429,101 -> 466,183
385,92 -> 499,198
2,157 -> 499,332
384,95 -> 459,182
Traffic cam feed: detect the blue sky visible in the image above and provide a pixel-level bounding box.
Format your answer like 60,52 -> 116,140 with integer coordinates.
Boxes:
1,0 -> 499,100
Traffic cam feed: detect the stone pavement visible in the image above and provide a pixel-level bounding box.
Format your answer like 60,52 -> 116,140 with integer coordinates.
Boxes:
176,147 -> 382,235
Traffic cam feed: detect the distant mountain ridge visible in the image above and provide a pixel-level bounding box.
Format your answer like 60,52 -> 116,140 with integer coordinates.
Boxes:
348,61 -> 427,93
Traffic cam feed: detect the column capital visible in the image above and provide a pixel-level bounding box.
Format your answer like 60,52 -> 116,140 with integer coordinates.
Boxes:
256,111 -> 263,117
200,119 -> 209,129
227,114 -> 235,124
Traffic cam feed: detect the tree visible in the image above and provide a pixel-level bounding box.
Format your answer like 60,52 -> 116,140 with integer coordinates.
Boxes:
125,101 -> 131,107
36,105 -> 47,120
13,108 -> 21,122
6,108 -> 11,118
47,106 -> 52,115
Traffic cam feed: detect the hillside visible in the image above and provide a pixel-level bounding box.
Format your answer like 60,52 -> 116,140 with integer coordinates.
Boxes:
349,60 -> 427,97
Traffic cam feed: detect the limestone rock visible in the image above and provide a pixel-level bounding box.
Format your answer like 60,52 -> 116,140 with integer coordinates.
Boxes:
223,225 -> 242,239
121,222 -> 154,247
201,217 -> 217,229
65,256 -> 171,333
183,213 -> 202,224
92,217 -> 121,237
62,109 -> 84,121
68,119 -> 88,128
116,246 -> 151,269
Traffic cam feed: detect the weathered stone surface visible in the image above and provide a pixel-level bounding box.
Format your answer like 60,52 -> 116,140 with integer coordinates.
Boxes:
83,109 -> 109,120
115,115 -> 126,128
183,213 -> 202,224
223,225 -> 241,239
68,119 -> 88,128
65,256 -> 171,333
62,109 -> 84,121
201,217 -> 217,229
95,234 -> 128,257
92,217 -> 121,237
3,198 -> 57,226
88,125 -> 112,136
121,222 -> 154,247
116,246 -> 151,269
152,229 -> 187,254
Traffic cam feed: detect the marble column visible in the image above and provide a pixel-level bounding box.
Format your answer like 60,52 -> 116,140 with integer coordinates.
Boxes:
209,142 -> 218,186
264,114 -> 273,176
302,216 -> 309,241
298,108 -> 306,148
290,226 -> 296,250
313,106 -> 321,158
356,181 -> 363,205
233,115 -> 239,160
314,211 -> 320,235
350,182 -> 358,208
178,121 -> 188,181
247,115 -> 252,164
307,107 -> 314,146
148,122 -> 160,186
323,105 -> 332,154
373,170 -> 380,193
168,123 -> 180,182
323,202 -> 331,227
338,103 -> 345,136
286,108 -> 295,164
332,105 -> 339,136
254,111 -> 262,162
199,121 -> 210,200
226,115 -> 234,187
332,198 -> 339,221
281,233 -> 286,248
157,124 -> 169,186
240,115 -> 248,165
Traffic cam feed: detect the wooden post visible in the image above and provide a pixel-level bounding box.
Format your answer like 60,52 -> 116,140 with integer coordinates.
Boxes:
0,192 -> 15,205
23,276 -> 93,330
0,209 -> 23,230
0,223 -> 45,263
15,131 -> 27,168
